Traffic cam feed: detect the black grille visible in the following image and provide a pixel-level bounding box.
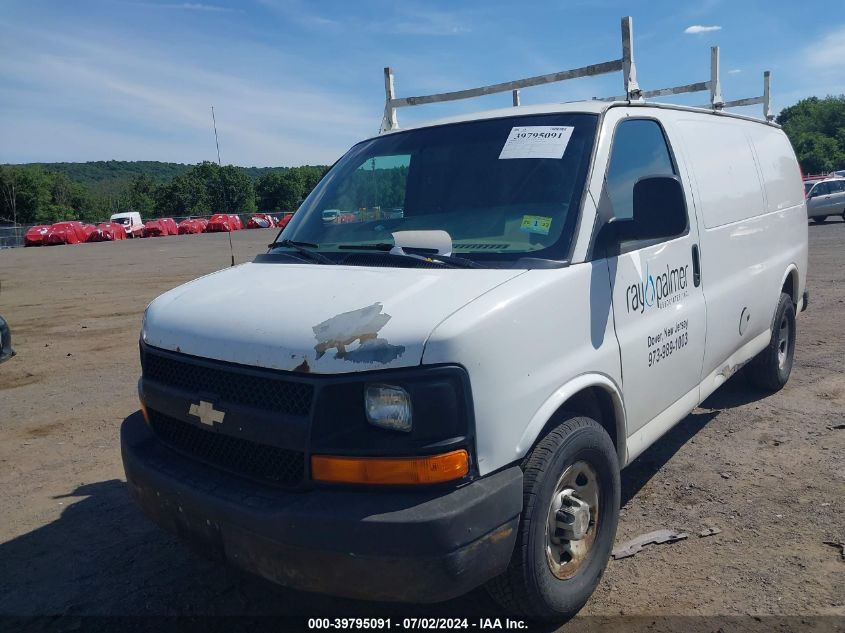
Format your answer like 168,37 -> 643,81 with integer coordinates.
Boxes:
148,410 -> 305,486
143,350 -> 314,416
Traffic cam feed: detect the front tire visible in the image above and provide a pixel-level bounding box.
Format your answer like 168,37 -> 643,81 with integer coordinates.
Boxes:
746,292 -> 796,391
486,415 -> 619,621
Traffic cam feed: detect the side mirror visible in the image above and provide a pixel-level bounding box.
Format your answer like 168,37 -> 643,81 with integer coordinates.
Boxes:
630,175 -> 687,240
595,175 -> 687,252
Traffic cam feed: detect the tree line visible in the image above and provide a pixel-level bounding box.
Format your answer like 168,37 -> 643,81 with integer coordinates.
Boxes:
0,161 -> 328,227
776,95 -> 845,174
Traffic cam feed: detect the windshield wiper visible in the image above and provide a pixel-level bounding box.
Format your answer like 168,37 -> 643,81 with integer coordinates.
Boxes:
267,239 -> 335,265
337,243 -> 483,269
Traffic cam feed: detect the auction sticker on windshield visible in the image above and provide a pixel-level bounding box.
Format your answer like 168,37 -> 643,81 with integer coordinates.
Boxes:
499,126 -> 574,159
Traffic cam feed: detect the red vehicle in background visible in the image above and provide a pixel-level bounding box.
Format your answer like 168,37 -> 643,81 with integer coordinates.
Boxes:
88,222 -> 128,242
80,224 -> 98,240
206,214 -> 243,232
276,213 -> 293,230
159,218 -> 178,235
44,221 -> 87,245
24,225 -> 51,246
177,219 -> 205,234
142,220 -> 167,238
247,213 -> 276,229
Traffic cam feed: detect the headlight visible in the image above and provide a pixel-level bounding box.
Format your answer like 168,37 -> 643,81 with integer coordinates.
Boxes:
140,304 -> 150,343
365,384 -> 412,432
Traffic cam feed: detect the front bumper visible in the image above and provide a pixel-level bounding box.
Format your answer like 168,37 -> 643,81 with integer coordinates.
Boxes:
121,411 -> 523,603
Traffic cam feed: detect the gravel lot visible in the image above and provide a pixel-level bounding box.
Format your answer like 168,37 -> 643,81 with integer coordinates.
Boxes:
0,223 -> 843,630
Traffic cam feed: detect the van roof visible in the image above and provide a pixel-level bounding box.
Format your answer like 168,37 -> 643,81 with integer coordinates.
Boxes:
377,100 -> 780,138
110,212 -> 139,218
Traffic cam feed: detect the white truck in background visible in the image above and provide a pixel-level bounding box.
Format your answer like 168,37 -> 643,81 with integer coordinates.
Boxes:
109,211 -> 143,238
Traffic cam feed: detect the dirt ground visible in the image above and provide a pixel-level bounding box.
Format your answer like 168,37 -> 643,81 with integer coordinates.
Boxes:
0,224 -> 843,630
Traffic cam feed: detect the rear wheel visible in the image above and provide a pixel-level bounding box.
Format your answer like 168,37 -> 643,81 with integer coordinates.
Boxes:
486,415 -> 619,621
811,216 -> 827,223
746,292 -> 796,391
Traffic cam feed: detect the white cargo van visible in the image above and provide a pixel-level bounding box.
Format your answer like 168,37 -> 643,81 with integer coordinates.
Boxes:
109,211 -> 143,237
122,98 -> 807,618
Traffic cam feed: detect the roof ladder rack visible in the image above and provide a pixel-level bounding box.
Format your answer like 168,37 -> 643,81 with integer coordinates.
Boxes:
380,16 -> 642,133
594,45 -> 723,107
595,44 -> 773,121
704,71 -> 773,121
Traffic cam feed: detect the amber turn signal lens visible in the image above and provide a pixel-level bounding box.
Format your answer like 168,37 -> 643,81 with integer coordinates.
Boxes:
311,450 -> 469,485
139,396 -> 150,424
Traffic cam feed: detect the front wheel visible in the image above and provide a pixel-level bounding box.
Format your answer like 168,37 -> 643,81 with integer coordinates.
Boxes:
486,415 -> 619,621
746,292 -> 796,391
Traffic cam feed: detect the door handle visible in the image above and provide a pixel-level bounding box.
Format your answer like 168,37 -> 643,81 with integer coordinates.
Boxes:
691,244 -> 701,287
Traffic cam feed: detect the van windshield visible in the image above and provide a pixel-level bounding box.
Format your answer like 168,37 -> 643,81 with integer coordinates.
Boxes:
275,113 -> 598,267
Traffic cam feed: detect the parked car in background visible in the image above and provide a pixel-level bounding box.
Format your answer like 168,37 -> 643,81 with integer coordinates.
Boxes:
24,225 -> 51,246
177,219 -> 205,234
142,220 -> 167,238
276,213 -> 294,230
88,222 -> 128,242
805,177 -> 845,222
80,224 -> 98,241
157,218 -> 178,235
247,213 -> 276,229
44,221 -> 87,245
110,212 -> 144,238
206,214 -> 243,232
0,314 -> 13,363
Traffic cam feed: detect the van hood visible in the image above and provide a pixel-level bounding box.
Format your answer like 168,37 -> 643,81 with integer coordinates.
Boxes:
142,261 -> 525,374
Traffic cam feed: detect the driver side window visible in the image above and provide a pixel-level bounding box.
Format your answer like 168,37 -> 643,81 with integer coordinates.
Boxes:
605,119 -> 676,220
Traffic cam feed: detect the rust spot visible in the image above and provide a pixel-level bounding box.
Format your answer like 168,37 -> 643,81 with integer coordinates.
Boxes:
487,525 -> 514,544
294,358 -> 310,373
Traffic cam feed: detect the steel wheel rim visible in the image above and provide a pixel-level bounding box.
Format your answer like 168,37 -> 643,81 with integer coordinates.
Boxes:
777,313 -> 790,369
545,461 -> 600,580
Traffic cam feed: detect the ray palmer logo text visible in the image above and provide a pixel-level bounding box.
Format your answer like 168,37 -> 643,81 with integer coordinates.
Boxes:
626,262 -> 690,314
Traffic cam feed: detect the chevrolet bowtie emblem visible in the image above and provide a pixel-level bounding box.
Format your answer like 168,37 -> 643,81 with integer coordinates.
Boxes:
188,400 -> 225,426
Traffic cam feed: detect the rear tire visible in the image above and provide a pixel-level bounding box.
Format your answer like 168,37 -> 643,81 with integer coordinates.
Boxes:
486,415 -> 619,621
746,292 -> 796,391
811,216 -> 827,223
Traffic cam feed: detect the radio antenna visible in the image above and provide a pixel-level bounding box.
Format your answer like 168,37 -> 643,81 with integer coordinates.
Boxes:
211,105 -> 222,166
211,105 -> 235,267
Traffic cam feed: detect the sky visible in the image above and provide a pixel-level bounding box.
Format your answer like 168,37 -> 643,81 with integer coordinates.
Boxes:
1,0 -> 843,167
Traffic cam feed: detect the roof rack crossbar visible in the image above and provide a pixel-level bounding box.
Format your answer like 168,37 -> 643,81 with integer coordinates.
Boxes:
380,16 -> 641,133
595,46 -> 723,106
695,71 -> 772,120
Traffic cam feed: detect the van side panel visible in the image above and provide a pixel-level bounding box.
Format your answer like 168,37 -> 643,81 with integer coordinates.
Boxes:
677,116 -> 807,392
422,264 -> 622,476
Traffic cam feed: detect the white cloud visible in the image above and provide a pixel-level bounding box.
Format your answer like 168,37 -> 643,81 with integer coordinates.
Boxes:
257,0 -> 469,36
684,25 -> 722,34
0,24 -> 374,165
131,2 -> 242,11
804,25 -> 845,70
728,68 -> 741,74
